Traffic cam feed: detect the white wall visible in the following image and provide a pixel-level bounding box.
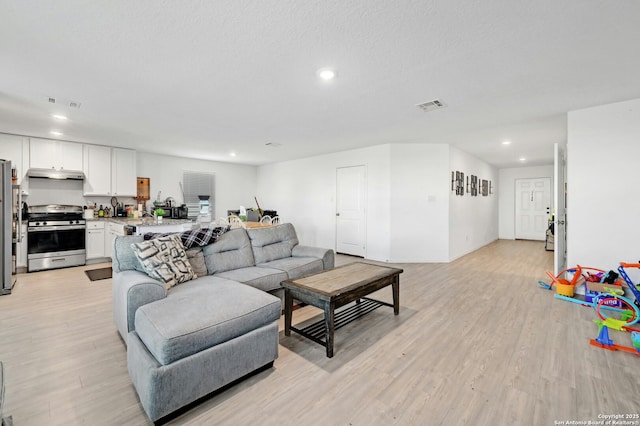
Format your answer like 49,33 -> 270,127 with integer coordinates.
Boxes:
567,98 -> 640,270
449,146 -> 499,261
257,145 -> 392,262
136,152 -> 257,219
258,143 -> 499,263
389,144 -> 450,262
498,165 -> 554,240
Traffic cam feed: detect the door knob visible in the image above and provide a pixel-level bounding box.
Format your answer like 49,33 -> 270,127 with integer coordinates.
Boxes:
336,213 -> 340,216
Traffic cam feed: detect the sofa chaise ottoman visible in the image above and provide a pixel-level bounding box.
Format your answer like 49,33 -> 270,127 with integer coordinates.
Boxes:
128,278 -> 281,422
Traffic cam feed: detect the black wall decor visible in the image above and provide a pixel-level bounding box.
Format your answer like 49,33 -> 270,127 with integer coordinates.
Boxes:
453,172 -> 490,197
455,171 -> 464,196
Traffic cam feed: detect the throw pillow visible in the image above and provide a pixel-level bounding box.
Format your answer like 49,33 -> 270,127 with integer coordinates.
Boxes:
131,234 -> 197,289
143,226 -> 230,248
185,247 -> 207,277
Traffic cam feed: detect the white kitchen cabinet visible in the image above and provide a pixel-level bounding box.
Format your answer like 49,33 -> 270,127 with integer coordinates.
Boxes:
86,221 -> 106,259
30,138 -> 83,171
16,224 -> 28,268
111,148 -> 137,196
82,146 -> 136,196
83,145 -> 112,195
0,134 -> 30,194
105,221 -> 126,259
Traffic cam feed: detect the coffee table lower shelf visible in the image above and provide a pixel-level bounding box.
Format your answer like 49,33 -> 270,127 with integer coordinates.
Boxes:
288,297 -> 391,350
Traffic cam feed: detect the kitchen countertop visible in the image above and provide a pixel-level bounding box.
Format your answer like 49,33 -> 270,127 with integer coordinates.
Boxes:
87,217 -> 195,226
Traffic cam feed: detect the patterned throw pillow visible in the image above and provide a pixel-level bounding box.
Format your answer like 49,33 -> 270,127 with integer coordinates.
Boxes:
143,226 -> 230,248
131,234 -> 197,289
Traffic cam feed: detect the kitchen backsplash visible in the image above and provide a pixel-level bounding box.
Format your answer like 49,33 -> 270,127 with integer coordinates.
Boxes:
25,178 -> 135,210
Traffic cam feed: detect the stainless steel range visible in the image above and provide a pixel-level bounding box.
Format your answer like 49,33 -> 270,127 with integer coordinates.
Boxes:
27,205 -> 86,272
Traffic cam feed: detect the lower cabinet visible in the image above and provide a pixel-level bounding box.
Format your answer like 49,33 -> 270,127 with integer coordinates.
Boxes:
86,221 -> 106,260
104,221 -> 125,259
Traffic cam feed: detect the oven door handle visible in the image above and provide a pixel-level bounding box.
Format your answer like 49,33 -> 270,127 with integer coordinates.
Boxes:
28,225 -> 86,232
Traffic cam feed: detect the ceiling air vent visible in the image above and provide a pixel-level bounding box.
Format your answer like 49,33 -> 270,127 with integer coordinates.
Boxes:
46,96 -> 81,109
416,99 -> 447,112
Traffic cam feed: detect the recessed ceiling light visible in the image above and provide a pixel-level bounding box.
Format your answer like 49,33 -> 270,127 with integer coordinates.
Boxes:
316,67 -> 337,81
52,114 -> 68,120
519,157 -> 526,162
229,152 -> 237,157
502,140 -> 511,145
50,131 -> 63,136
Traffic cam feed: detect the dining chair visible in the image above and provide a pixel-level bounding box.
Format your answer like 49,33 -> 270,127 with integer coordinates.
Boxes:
259,215 -> 272,224
228,215 -> 246,229
270,216 -> 280,225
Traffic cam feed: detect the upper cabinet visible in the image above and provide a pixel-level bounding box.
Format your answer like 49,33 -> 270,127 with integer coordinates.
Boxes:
0,134 -> 30,194
30,138 -> 83,171
83,145 -> 136,196
111,148 -> 137,196
83,144 -> 112,195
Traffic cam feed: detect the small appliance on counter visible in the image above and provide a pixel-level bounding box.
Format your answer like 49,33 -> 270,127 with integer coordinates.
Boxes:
196,196 -> 211,226
169,204 -> 189,219
115,205 -> 127,217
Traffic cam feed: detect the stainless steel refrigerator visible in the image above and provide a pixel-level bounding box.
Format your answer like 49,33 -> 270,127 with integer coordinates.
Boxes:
1,160 -> 21,295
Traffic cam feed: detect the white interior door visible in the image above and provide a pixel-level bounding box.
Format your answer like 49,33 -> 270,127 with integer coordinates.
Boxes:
515,178 -> 551,241
554,143 -> 567,275
336,166 -> 366,257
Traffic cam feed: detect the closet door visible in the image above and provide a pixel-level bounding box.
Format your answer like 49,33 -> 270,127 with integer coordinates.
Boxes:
336,165 -> 366,257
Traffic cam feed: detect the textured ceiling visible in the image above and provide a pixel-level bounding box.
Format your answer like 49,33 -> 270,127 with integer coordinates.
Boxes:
1,1 -> 639,168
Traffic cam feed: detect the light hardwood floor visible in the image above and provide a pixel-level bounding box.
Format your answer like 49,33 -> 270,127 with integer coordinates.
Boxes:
1,240 -> 639,425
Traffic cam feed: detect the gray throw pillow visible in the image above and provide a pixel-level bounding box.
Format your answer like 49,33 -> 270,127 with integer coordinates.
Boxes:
131,234 -> 196,289
185,247 -> 207,277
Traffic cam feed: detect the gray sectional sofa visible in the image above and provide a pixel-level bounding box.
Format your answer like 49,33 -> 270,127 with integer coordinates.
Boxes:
111,223 -> 334,422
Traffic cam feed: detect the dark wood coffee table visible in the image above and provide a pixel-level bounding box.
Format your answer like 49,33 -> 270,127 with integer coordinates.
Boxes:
282,262 -> 403,358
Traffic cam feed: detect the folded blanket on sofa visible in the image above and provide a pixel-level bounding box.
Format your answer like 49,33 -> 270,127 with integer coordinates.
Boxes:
143,226 -> 230,248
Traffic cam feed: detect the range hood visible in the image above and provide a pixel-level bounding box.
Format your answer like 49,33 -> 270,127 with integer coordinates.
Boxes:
27,168 -> 85,180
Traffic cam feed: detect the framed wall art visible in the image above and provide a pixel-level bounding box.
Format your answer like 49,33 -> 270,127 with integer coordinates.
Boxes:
456,171 -> 464,196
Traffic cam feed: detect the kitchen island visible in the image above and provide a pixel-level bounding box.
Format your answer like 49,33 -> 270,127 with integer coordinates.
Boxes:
114,218 -> 197,235
85,217 -> 199,263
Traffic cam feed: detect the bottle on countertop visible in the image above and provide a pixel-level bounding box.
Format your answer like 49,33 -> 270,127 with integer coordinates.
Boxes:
98,205 -> 104,217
